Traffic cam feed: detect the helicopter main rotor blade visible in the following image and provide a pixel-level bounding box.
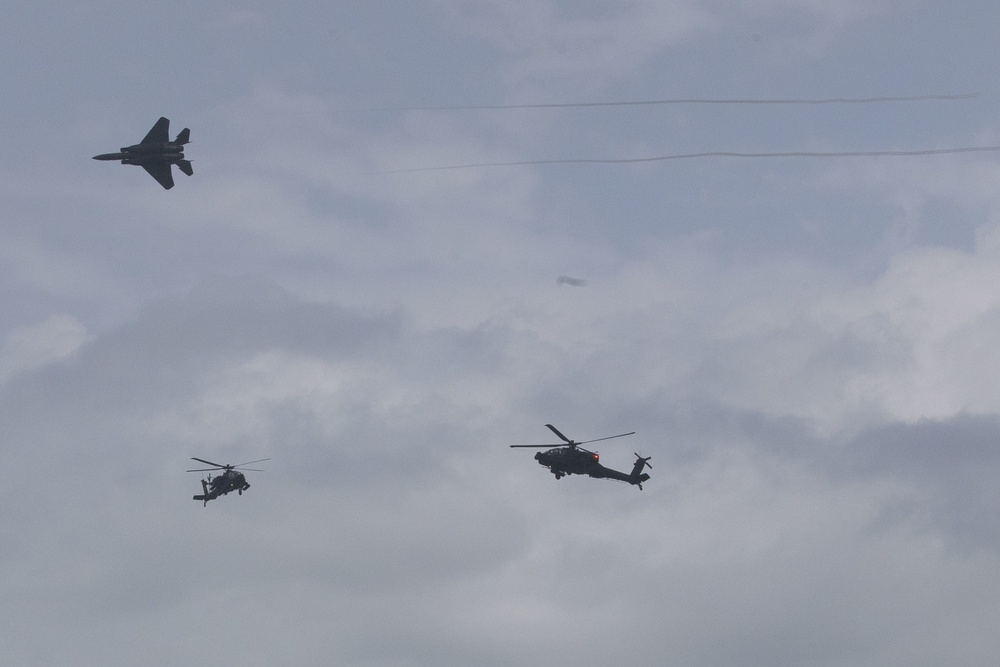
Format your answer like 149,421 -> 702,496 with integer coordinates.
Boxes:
576,431 -> 636,445
234,467 -> 266,472
186,467 -> 223,473
232,458 -> 271,468
191,457 -> 226,468
545,424 -> 573,444
509,443 -> 564,448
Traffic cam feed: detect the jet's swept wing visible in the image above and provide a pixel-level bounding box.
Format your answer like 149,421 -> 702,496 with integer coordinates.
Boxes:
142,162 -> 175,190
139,117 -> 170,145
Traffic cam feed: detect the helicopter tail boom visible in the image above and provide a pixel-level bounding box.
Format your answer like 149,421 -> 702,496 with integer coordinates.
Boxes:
193,479 -> 211,506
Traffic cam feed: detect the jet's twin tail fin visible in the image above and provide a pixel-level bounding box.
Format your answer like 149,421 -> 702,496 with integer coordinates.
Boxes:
177,159 -> 193,177
174,128 -> 190,145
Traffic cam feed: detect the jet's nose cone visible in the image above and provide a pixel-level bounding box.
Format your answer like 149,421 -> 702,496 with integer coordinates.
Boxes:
92,153 -> 116,160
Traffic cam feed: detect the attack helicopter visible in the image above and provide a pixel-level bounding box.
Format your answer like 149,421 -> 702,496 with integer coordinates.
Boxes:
187,457 -> 270,506
510,424 -> 651,489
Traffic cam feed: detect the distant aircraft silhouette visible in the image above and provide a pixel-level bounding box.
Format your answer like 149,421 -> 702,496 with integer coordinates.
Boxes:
557,275 -> 587,286
93,117 -> 192,189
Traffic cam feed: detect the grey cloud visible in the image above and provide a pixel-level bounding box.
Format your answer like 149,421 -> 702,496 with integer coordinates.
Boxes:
841,415 -> 1000,550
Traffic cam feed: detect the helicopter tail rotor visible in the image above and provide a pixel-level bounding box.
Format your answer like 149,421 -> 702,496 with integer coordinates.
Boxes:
629,454 -> 652,489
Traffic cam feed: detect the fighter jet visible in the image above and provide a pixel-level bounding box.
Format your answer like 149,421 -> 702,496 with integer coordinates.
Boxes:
93,117 -> 192,189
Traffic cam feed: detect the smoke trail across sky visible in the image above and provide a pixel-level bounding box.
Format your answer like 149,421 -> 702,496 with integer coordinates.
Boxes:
372,145 -> 1000,174
358,93 -> 978,112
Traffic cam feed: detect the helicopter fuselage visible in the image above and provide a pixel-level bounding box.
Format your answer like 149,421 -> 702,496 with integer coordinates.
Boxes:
206,470 -> 249,496
534,446 -> 604,477
193,469 -> 251,505
533,447 -> 650,488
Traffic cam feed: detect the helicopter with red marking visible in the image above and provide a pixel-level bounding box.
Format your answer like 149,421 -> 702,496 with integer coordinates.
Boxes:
510,424 -> 651,489
187,457 -> 270,506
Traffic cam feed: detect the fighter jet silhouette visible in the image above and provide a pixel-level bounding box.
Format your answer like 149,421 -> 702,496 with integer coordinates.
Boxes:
93,117 -> 192,189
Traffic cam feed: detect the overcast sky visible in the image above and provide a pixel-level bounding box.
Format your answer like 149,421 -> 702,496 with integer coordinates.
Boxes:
3,1 -> 1000,665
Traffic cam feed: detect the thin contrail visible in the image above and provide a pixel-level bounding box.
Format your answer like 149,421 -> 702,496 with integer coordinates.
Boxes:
358,93 -> 978,112
373,145 -> 1000,174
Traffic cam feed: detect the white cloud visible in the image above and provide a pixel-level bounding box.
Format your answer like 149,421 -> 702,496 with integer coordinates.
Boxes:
435,0 -> 718,93
4,258 -> 1000,664
0,314 -> 87,383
